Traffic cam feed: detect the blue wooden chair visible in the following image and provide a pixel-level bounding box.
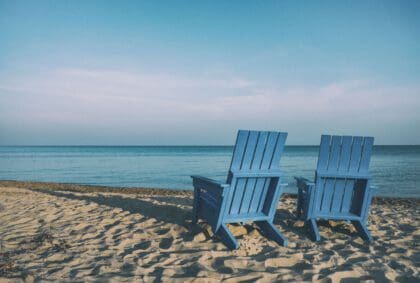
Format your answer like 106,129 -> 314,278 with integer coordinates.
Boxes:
191,130 -> 288,250
296,135 -> 376,242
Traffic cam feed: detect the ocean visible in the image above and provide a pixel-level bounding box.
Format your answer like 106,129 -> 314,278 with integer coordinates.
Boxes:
0,146 -> 419,198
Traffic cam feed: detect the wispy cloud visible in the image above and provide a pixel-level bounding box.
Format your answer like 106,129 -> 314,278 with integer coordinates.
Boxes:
1,68 -> 419,144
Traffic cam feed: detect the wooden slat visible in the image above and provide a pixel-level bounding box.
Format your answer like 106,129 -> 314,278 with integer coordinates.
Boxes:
251,131 -> 269,170
313,176 -> 325,215
359,137 -> 374,173
340,179 -> 355,213
331,179 -> 345,212
229,178 -> 247,215
239,177 -> 257,214
248,177 -> 265,213
316,172 -> 370,179
240,131 -> 259,170
338,136 -> 352,172
260,132 -> 280,169
349,137 -> 363,173
262,179 -> 276,214
327,136 -> 342,172
256,178 -> 270,212
229,130 -> 250,172
229,171 -> 282,178
269,132 -> 287,169
317,135 -> 332,171
320,179 -> 335,212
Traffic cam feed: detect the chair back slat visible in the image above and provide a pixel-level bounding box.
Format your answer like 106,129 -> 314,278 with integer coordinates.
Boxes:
359,137 -> 374,173
348,137 -> 364,173
338,136 -> 353,172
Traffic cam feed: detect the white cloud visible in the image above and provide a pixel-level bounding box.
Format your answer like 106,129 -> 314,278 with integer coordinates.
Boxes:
1,68 -> 419,144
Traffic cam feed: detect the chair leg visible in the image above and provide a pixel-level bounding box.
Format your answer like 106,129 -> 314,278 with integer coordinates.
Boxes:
192,188 -> 200,225
352,220 -> 372,241
297,190 -> 303,218
216,223 -> 239,250
256,221 -> 288,247
307,219 -> 321,241
192,209 -> 198,225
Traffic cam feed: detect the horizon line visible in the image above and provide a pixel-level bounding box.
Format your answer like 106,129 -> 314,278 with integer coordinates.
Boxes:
1,144 -> 419,147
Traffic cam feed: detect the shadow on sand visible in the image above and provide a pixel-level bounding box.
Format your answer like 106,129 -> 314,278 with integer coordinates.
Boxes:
31,189 -> 193,230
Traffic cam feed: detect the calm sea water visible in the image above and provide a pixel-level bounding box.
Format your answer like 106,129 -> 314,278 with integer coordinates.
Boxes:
0,146 -> 419,198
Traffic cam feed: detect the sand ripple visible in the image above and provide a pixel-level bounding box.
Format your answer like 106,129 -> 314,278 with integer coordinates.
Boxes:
0,186 -> 419,282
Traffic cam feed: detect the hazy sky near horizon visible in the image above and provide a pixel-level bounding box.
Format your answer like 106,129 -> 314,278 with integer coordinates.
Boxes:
1,0 -> 419,145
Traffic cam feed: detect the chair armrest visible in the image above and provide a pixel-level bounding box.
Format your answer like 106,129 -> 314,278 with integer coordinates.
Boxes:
230,170 -> 282,178
191,175 -> 229,188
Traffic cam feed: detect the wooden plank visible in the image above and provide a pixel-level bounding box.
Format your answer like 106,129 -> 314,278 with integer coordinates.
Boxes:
239,177 -> 257,214
340,179 -> 355,213
269,132 -> 287,169
313,176 -> 325,215
240,131 -> 259,170
317,135 -> 331,171
248,177 -> 265,213
359,137 -> 374,173
349,137 -> 363,173
262,179 -> 276,215
229,178 -> 247,215
229,130 -> 250,172
260,132 -> 279,170
327,136 -> 342,172
251,131 -> 269,170
316,172 -> 370,179
268,179 -> 283,220
320,178 -> 335,213
331,179 -> 345,212
229,170 -> 282,178
338,136 -> 352,172
257,178 -> 270,212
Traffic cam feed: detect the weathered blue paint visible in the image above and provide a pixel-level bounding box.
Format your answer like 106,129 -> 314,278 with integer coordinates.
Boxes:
296,135 -> 376,242
191,130 -> 288,250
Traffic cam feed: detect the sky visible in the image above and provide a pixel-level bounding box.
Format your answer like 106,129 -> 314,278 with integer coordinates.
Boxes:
0,0 -> 419,145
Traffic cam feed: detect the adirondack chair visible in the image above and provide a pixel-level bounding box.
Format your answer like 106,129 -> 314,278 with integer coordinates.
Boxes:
191,130 -> 288,250
296,135 -> 376,242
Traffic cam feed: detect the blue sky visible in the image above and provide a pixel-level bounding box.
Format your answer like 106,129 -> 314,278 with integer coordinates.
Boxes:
0,0 -> 419,145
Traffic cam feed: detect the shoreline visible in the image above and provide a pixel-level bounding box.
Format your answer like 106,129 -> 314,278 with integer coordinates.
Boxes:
1,181 -> 419,281
1,179 -> 419,201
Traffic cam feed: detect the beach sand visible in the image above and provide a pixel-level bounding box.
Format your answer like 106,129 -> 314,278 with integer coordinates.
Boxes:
0,181 -> 419,282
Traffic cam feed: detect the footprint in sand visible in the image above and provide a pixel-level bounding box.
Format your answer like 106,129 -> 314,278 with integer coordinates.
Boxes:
156,228 -> 170,235
159,237 -> 173,249
135,241 -> 151,250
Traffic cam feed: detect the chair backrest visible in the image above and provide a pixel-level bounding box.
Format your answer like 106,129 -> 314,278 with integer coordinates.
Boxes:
224,130 -> 287,218
314,135 -> 374,216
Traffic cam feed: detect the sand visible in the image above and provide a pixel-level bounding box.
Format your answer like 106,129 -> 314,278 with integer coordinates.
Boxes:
0,181 -> 419,282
